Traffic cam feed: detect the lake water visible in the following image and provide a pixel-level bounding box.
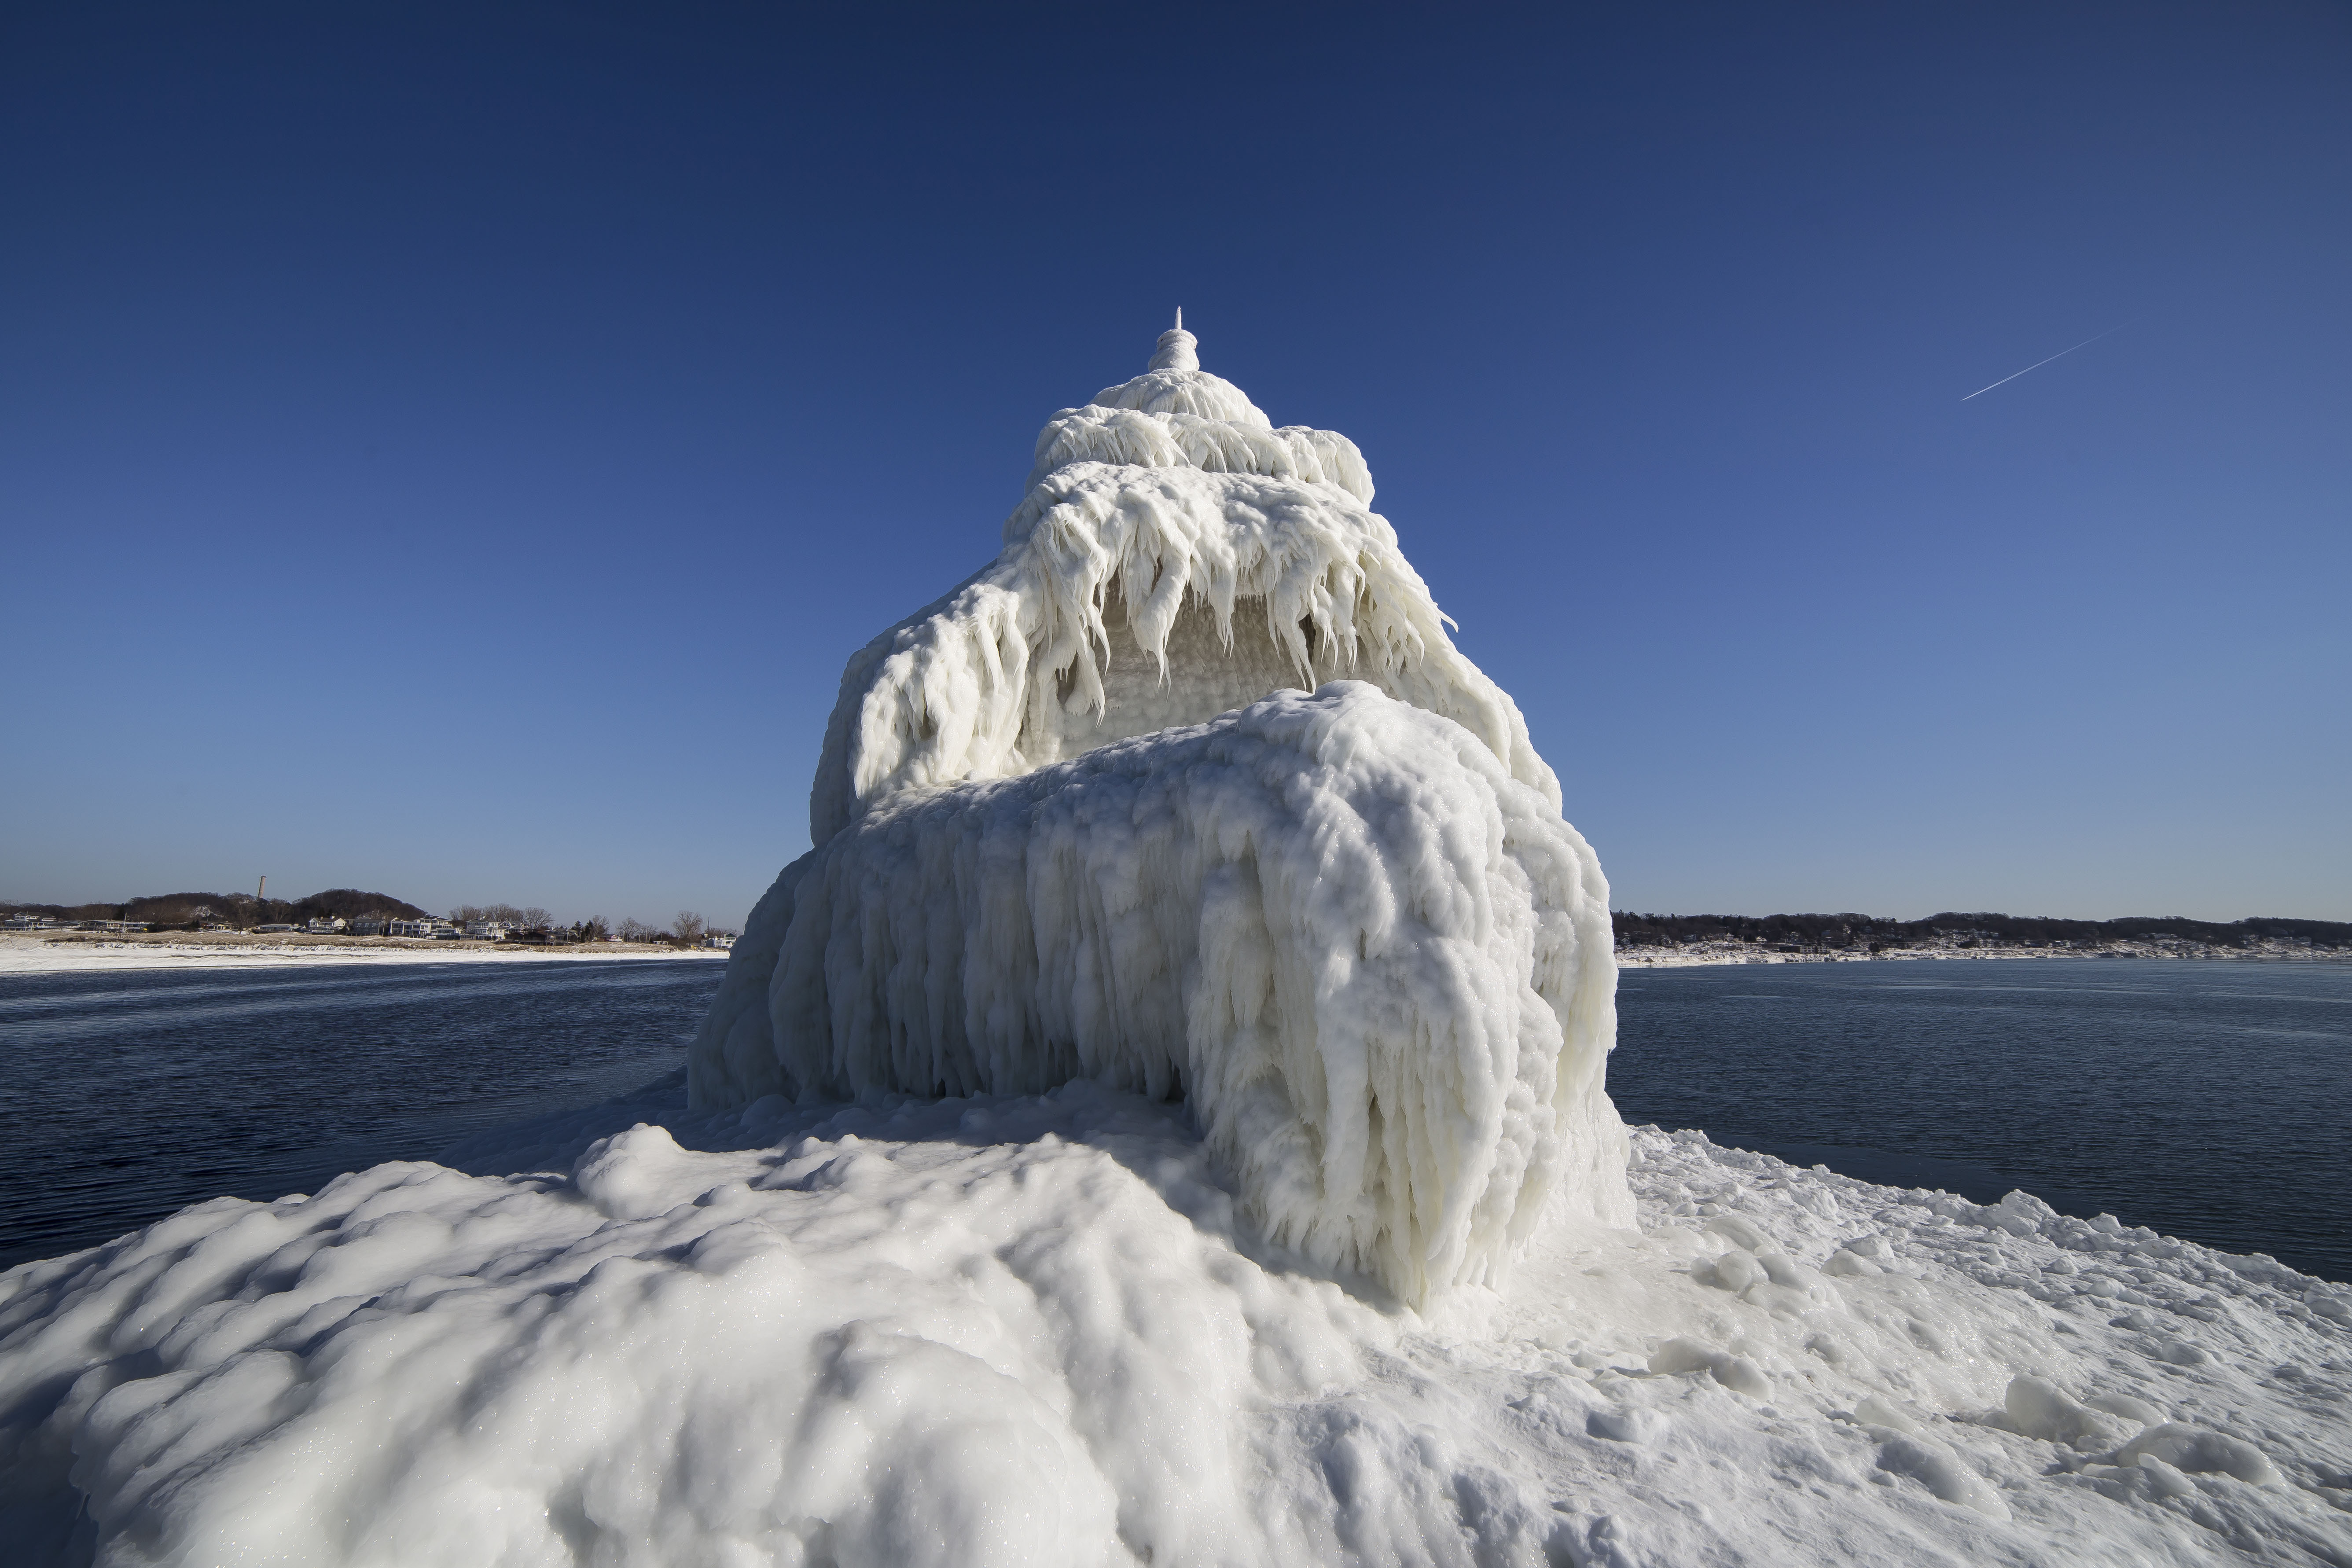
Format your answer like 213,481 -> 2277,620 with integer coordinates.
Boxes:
2,957 -> 2344,1280
1610,958 -> 2350,1281
0,961 -> 724,1269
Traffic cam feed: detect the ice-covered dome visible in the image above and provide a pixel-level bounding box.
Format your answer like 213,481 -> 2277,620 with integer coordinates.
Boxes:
696,320 -> 1628,1304
807,316 -> 1557,845
1065,310 -> 1276,430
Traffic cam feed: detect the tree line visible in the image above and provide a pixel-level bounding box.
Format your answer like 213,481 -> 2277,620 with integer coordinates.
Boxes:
4,888 -> 425,928
1611,911 -> 2352,953
5,890 -> 731,945
460,910 -> 723,947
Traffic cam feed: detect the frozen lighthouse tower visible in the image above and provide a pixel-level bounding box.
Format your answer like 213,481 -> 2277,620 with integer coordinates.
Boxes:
691,317 -> 1631,1302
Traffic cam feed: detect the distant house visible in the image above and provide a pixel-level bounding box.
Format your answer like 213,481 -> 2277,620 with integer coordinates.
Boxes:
304,916 -> 347,935
386,918 -> 461,939
349,916 -> 391,936
463,921 -> 510,940
701,933 -> 736,950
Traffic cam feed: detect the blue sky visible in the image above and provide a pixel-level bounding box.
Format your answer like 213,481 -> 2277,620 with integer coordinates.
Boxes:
3,3 -> 2346,927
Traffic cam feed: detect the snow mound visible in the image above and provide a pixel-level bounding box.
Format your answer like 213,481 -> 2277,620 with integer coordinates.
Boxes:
706,320 -> 1617,1303
697,683 -> 1626,1303
7,1093 -> 2345,1568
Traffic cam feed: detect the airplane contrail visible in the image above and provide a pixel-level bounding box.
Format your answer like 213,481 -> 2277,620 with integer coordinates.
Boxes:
1961,320 -> 2133,401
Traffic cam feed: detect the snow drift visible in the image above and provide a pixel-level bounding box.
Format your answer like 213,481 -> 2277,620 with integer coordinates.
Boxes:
7,1087 -> 2345,1568
693,320 -> 1626,1301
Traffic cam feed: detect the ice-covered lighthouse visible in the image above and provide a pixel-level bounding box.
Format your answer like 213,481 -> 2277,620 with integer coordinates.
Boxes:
691,317 -> 1632,1303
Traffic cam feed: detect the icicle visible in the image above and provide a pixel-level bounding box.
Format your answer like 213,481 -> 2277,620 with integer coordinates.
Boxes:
695,323 -> 1626,1306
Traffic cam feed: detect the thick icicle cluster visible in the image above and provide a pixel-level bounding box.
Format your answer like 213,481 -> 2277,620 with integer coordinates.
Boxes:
805,322 -> 1557,844
695,321 -> 1630,1301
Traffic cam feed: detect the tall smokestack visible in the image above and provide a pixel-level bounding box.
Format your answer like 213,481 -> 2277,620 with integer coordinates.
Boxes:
257,875 -> 266,900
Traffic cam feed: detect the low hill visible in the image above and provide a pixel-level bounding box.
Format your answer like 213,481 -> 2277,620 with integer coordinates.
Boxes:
4,889 -> 427,928
290,889 -> 430,922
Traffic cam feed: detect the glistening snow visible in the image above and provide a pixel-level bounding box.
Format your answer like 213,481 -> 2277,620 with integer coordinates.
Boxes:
6,1096 -> 2347,1566
1,326 -> 2345,1567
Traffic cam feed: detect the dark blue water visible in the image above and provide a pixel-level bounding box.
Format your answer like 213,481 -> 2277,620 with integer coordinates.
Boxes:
1610,959 -> 2350,1282
3,957 -> 2344,1281
0,961 -> 724,1269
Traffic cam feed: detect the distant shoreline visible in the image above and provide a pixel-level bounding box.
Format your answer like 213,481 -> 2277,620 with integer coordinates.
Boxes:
0,932 -> 727,974
12,931 -> 2346,978
1615,938 -> 2349,969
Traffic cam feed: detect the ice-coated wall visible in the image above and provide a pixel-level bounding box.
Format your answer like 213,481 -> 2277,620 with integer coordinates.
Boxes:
694,322 -> 1631,1301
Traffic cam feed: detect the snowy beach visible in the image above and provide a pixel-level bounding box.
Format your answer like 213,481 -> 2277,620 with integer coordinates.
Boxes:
0,933 -> 724,974
8,933 -> 2338,978
1617,940 -> 2349,969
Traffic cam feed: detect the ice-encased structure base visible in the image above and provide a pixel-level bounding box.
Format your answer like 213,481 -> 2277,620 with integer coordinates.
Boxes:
691,320 -> 1632,1303
695,683 -> 1629,1301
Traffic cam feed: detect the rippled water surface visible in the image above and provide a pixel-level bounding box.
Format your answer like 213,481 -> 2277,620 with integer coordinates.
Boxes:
1611,958 -> 2350,1281
0,961 -> 723,1268
4,956 -> 2345,1281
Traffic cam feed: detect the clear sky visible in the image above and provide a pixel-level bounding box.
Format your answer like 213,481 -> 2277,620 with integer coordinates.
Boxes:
4,3 -> 2346,928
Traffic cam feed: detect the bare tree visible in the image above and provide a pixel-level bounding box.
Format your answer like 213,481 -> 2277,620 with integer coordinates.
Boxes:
485,903 -> 526,926
520,907 -> 553,931
673,911 -> 707,944
617,917 -> 661,944
575,915 -> 612,943
451,905 -> 485,924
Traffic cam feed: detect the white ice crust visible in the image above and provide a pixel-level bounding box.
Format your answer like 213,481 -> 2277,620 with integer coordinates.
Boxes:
5,1092 -> 2345,1567
698,684 -> 1626,1303
805,323 -> 1558,845
706,324 -> 1611,1303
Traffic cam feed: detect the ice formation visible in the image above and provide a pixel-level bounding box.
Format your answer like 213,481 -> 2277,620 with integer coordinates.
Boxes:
5,1086 -> 2346,1568
692,321 -> 1625,1302
800,316 -> 1559,841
